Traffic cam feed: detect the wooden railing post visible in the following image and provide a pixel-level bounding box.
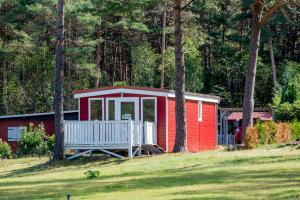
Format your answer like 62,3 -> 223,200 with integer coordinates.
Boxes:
138,121 -> 142,156
128,120 -> 133,158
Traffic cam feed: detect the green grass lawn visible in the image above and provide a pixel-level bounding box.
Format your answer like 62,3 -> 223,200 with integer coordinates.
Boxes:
1,146 -> 300,200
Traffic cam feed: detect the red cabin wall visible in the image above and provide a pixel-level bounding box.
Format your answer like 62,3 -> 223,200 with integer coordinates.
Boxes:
79,94 -> 167,150
167,98 -> 217,152
0,119 -> 55,151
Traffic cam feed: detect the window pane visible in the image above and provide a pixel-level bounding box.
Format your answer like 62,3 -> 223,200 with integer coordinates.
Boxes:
108,100 -> 115,120
90,100 -> 103,120
143,99 -> 155,122
121,102 -> 135,120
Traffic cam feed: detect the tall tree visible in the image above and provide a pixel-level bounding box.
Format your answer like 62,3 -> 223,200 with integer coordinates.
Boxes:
160,1 -> 167,89
269,29 -> 278,90
242,0 -> 285,139
53,0 -> 65,162
173,0 -> 187,152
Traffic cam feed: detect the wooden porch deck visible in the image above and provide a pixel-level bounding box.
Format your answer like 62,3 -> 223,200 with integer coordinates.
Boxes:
64,120 -> 157,158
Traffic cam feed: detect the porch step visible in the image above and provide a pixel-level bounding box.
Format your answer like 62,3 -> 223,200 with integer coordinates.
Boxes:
141,144 -> 165,155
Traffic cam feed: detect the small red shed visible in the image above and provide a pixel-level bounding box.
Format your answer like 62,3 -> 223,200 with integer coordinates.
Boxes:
74,86 -> 220,152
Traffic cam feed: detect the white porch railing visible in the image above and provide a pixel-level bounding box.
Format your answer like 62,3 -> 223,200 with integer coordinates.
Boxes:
64,120 -> 157,157
144,121 -> 157,144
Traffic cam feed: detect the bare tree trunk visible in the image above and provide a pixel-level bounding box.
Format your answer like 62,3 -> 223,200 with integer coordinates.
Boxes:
242,1 -> 263,139
173,0 -> 187,152
53,0 -> 64,162
66,60 -> 72,110
2,59 -> 8,114
269,35 -> 277,90
160,1 -> 167,89
95,31 -> 101,88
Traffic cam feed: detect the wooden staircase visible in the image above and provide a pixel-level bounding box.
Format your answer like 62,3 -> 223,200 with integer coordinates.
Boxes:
141,144 -> 165,155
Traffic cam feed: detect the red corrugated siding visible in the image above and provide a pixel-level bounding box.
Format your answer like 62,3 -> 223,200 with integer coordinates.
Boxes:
79,93 -> 167,150
157,97 -> 166,150
0,119 -> 55,151
167,98 -> 176,152
199,102 -> 216,150
167,98 -> 216,152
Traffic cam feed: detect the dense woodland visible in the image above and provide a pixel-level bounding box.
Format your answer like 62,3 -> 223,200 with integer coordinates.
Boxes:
1,0 -> 299,115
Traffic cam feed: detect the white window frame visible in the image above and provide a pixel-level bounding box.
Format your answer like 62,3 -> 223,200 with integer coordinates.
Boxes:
141,97 -> 157,123
198,100 -> 203,122
106,98 -> 117,121
88,98 -> 104,121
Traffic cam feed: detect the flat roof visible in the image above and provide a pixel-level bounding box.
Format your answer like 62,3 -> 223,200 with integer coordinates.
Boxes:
0,110 -> 78,120
74,86 -> 221,103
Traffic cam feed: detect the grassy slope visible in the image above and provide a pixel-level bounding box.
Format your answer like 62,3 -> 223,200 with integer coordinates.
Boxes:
0,146 -> 300,200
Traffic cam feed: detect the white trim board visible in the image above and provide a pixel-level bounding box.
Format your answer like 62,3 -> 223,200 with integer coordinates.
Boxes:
74,88 -> 220,103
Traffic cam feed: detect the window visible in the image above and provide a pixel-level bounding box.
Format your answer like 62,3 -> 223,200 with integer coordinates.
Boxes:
142,98 -> 156,122
198,101 -> 202,121
108,100 -> 115,120
7,127 -> 21,141
89,99 -> 103,120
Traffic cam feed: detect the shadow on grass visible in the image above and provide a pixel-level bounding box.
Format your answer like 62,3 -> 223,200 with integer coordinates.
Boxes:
1,153 -> 300,200
1,165 -> 300,200
0,155 -> 128,179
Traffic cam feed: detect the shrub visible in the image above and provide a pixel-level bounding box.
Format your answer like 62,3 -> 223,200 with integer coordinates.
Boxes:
47,135 -> 55,152
84,170 -> 101,179
263,121 -> 277,144
0,139 -> 12,159
275,123 -> 291,143
245,126 -> 259,149
18,123 -> 49,156
288,121 -> 300,141
255,121 -> 266,144
113,81 -> 128,86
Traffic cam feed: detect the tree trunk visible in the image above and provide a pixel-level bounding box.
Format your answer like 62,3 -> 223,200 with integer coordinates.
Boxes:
160,1 -> 167,89
2,59 -> 8,115
242,1 -> 263,139
66,59 -> 72,110
173,0 -> 187,152
53,0 -> 65,162
95,31 -> 101,88
269,35 -> 277,91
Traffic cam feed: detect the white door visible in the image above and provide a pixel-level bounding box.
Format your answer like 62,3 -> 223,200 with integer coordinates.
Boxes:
106,98 -> 139,121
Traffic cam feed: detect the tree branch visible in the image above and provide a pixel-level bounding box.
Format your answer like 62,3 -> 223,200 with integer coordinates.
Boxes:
182,0 -> 198,10
259,0 -> 286,28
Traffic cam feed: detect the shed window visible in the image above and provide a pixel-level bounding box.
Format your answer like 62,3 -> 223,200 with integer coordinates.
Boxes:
198,101 -> 202,121
108,100 -> 115,120
7,127 -> 21,141
142,98 -> 156,122
89,99 -> 103,121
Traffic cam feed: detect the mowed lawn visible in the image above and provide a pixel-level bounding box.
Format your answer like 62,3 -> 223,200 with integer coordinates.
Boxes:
1,146 -> 300,200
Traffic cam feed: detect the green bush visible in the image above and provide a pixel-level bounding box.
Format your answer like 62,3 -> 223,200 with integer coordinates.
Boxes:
289,121 -> 300,141
18,123 -> 49,156
255,121 -> 266,145
47,135 -> 55,152
0,139 -> 12,159
263,121 -> 277,144
113,81 -> 128,86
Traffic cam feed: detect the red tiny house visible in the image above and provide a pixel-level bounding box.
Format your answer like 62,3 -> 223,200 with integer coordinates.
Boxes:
75,86 -> 220,152
0,86 -> 219,154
